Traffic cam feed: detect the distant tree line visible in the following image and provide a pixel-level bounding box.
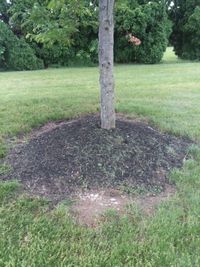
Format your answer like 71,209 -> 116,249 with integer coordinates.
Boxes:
0,0 -> 199,71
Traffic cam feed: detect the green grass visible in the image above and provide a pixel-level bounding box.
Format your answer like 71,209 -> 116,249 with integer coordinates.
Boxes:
0,48 -> 200,266
0,47 -> 200,155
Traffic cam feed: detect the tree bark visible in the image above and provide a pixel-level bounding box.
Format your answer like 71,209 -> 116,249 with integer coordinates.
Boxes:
99,0 -> 116,129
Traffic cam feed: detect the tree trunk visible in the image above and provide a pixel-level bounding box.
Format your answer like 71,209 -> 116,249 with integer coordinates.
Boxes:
99,0 -> 116,129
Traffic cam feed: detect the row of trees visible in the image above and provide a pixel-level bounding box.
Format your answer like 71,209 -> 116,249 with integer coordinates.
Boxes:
0,0 -> 200,71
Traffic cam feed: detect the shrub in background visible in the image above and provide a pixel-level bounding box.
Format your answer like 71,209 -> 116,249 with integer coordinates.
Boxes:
169,0 -> 200,60
0,21 -> 44,71
115,1 -> 171,64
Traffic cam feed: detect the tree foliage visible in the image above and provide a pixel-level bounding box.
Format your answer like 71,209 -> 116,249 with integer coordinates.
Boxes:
28,0 -> 170,64
168,0 -> 200,60
115,0 -> 171,63
0,0 -> 173,69
0,21 -> 43,70
4,0 -> 98,67
0,0 -> 11,24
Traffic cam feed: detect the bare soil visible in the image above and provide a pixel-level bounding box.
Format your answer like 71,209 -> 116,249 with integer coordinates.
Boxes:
0,115 -> 191,204
71,185 -> 176,226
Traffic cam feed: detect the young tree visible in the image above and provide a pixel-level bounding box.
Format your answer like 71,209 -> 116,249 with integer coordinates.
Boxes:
99,0 -> 116,129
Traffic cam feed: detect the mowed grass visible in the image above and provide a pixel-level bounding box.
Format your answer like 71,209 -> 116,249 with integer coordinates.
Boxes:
0,48 -> 200,266
0,47 -> 200,156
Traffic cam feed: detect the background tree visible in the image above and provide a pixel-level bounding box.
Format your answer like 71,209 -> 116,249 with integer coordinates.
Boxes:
15,0 -> 97,67
0,0 -> 93,69
115,0 -> 171,64
0,21 -> 43,70
0,0 -> 10,24
168,0 -> 200,60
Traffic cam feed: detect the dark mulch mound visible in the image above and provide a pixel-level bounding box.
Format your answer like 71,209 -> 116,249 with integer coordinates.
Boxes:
1,115 -> 192,201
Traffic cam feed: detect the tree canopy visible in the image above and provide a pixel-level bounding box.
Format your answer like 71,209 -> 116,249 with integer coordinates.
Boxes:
0,0 -> 200,70
168,0 -> 200,60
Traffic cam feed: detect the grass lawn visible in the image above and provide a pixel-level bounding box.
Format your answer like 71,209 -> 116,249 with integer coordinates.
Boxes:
0,48 -> 200,266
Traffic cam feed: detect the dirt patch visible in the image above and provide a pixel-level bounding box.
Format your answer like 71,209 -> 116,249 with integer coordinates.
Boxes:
71,185 -> 176,227
71,189 -> 130,227
0,114 -> 191,202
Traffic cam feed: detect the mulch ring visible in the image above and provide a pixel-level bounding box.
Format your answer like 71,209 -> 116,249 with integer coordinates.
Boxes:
0,114 -> 192,204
